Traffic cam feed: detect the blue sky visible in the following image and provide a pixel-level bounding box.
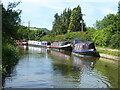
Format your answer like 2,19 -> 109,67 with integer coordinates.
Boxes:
2,0 -> 119,30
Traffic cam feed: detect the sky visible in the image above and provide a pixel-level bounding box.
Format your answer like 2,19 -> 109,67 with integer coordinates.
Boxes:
2,0 -> 119,30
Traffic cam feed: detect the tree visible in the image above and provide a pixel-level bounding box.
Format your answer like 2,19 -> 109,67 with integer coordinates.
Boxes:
118,1 -> 120,15
93,7 -> 119,48
95,14 -> 117,31
68,5 -> 83,32
61,8 -> 71,34
2,2 -> 22,42
52,8 -> 72,35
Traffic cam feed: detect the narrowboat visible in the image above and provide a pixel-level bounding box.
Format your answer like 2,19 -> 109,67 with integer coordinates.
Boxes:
28,40 -> 41,46
28,40 -> 51,48
51,41 -> 72,51
41,41 -> 51,48
72,39 -> 100,57
16,40 -> 27,45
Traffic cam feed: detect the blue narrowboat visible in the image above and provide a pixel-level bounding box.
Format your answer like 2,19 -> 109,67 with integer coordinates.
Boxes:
72,39 -> 100,57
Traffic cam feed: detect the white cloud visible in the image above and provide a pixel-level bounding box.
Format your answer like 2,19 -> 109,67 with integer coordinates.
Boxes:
99,8 -> 117,15
22,0 -> 119,3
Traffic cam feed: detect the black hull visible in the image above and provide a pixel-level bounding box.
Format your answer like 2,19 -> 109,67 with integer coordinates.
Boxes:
73,51 -> 100,57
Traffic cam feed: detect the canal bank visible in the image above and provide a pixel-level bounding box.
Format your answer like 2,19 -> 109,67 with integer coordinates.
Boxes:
96,47 -> 120,61
99,53 -> 120,61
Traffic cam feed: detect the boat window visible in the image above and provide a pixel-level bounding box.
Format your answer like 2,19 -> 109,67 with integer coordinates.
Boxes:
73,39 -> 84,44
47,42 -> 51,45
64,42 -> 69,45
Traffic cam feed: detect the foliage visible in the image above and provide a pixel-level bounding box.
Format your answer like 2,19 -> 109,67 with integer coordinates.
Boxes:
109,31 -> 120,49
68,5 -> 84,32
17,25 -> 47,41
118,1 -> 120,15
2,43 -> 20,75
2,2 -> 21,76
2,2 -> 22,42
41,2 -> 120,50
17,25 -> 28,40
52,5 -> 86,35
42,31 -> 89,42
52,8 -> 71,35
92,12 -> 119,49
94,14 -> 118,36
64,32 -> 87,42
92,28 -> 112,47
86,27 -> 96,41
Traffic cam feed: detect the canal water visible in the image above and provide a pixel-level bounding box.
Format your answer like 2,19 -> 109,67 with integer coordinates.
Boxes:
3,46 -> 118,88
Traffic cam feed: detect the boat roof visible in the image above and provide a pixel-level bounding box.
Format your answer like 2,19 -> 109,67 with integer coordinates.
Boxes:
53,41 -> 70,43
85,41 -> 94,44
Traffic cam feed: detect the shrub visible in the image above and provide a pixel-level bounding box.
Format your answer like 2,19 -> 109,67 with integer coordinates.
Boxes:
2,43 -> 20,75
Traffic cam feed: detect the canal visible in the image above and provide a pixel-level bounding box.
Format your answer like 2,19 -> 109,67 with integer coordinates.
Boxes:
3,46 -> 118,88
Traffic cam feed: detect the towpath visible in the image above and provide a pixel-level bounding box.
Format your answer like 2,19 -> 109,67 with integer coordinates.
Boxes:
96,47 -> 120,52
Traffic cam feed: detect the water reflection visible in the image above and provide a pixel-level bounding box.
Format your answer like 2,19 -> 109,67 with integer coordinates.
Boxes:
3,46 -> 118,88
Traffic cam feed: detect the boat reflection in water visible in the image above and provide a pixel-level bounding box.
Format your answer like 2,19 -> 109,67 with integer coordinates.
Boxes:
50,50 -> 71,61
28,46 -> 49,53
18,45 -> 50,53
50,49 -> 97,68
49,50 -> 100,88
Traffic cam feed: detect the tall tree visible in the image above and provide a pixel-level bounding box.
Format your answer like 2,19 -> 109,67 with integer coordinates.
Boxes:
52,8 -> 72,35
118,1 -> 120,15
61,8 -> 71,34
68,5 -> 83,32
2,2 -> 21,42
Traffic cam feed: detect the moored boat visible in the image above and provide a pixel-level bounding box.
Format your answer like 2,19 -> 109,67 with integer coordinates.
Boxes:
41,41 -> 51,48
51,41 -> 72,51
72,39 -> 100,57
28,40 -> 51,48
16,40 -> 27,45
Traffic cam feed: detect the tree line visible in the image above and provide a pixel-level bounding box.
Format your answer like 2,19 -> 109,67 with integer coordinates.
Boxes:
42,2 -> 120,49
51,5 -> 86,35
17,26 -> 48,41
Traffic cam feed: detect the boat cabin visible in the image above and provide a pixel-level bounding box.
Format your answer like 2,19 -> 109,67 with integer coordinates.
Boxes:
51,41 -> 72,51
73,39 -> 96,50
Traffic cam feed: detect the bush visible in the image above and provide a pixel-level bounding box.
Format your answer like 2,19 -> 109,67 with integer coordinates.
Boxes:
2,43 -> 20,75
109,32 -> 120,49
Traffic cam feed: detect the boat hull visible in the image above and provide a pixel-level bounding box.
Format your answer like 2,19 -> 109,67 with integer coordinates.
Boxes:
51,46 -> 72,51
28,44 -> 50,48
72,49 -> 100,57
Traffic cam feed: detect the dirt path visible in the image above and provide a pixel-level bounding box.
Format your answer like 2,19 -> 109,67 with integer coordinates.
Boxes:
99,53 -> 120,61
96,47 -> 120,52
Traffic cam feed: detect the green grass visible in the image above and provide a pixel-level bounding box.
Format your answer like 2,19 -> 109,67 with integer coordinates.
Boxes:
97,49 -> 119,56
